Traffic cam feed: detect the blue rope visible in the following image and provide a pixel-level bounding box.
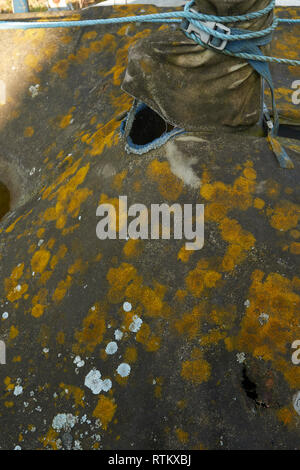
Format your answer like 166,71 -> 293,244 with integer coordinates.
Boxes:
0,1 -> 299,66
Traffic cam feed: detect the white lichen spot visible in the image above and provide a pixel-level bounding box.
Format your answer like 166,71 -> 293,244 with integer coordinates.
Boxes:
123,301 -> 132,312
244,300 -> 250,308
2,312 -> 8,320
15,285 -> 21,292
29,167 -> 36,176
101,378 -> 112,392
236,352 -> 246,364
105,341 -> 118,355
73,355 -> 85,368
38,239 -> 44,247
258,313 -> 269,325
29,84 -> 40,98
129,315 -> 143,333
117,363 -> 131,378
84,369 -> 111,394
114,329 -> 123,341
14,445 -> 22,450
293,391 -> 300,416
52,413 -> 77,432
13,385 -> 23,396
43,348 -> 49,354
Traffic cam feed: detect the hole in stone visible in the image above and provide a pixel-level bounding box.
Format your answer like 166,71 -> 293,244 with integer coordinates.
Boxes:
129,105 -> 170,146
0,180 -> 10,221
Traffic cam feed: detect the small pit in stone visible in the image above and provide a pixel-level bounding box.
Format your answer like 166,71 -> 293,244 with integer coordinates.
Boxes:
0,180 -> 10,221
241,367 -> 268,408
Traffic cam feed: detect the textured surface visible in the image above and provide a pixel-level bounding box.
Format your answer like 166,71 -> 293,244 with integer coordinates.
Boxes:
0,5 -> 299,450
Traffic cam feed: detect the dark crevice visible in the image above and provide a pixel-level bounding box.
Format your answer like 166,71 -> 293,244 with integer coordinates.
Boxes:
241,367 -> 268,408
129,106 -> 169,146
0,180 -> 10,221
278,125 -> 300,141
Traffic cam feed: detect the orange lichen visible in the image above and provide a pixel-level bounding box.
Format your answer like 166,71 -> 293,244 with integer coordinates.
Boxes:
74,303 -> 106,353
93,396 -> 117,430
147,160 -> 183,201
24,126 -> 34,138
176,428 -> 189,444
112,170 -> 127,191
123,239 -> 143,258
227,270 -> 300,388
43,163 -> 92,230
181,356 -> 211,385
269,201 -> 300,232
31,249 -> 51,274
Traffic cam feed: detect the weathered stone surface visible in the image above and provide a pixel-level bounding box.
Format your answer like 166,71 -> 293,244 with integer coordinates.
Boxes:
0,5 -> 299,451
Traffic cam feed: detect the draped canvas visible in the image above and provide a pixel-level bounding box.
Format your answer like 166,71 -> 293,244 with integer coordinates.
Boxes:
122,1 -> 273,131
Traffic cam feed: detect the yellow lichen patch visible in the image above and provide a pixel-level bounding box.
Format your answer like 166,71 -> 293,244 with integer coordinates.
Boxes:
82,31 -> 97,41
93,396 -> 117,430
228,270 -> 300,388
50,244 -> 68,271
9,325 -> 19,340
175,289 -> 187,302
220,218 -> 255,272
37,228 -> 45,238
4,401 -> 14,408
290,230 -> 300,240
6,210 -> 33,233
147,160 -> 183,201
107,263 -> 171,319
51,59 -> 70,79
176,428 -> 189,444
124,346 -> 138,363
40,428 -> 59,450
68,259 -> 88,275
290,243 -> 300,255
59,112 -> 73,129
185,259 -> 222,297
85,119 -> 119,156
123,239 -> 143,258
4,264 -> 28,303
74,303 -> 106,353
52,275 -> 72,303
136,323 -> 161,352
277,407 -> 295,427
4,377 -> 14,391
177,246 -> 194,263
43,163 -> 92,230
181,355 -> 211,385
112,170 -> 128,191
31,288 -> 48,318
200,329 -> 227,347
59,383 -> 85,408
31,249 -> 51,274
56,331 -> 65,345
269,201 -> 300,232
24,126 -> 34,138
174,306 -> 202,340
254,198 -> 265,210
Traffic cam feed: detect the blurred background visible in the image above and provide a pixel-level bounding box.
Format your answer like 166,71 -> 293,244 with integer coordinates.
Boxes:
0,0 -> 298,16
